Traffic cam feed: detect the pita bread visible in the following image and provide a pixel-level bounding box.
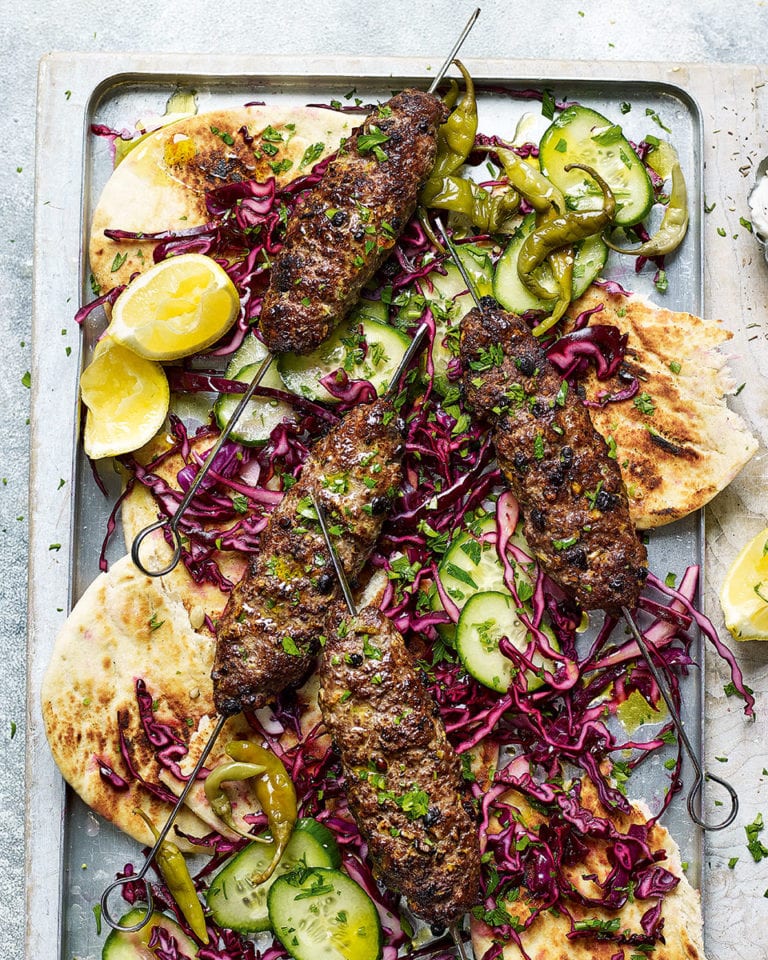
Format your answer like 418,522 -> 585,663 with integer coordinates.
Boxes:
41,554 -> 227,851
89,105 -> 353,293
471,777 -> 706,960
565,287 -> 757,528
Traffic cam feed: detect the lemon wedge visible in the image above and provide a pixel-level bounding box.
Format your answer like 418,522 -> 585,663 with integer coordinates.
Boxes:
108,253 -> 239,361
80,338 -> 170,459
719,525 -> 768,641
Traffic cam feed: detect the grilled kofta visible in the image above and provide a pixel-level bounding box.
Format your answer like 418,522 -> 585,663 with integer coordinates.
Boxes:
212,399 -> 402,715
460,298 -> 647,615
318,605 -> 481,927
260,89 -> 446,355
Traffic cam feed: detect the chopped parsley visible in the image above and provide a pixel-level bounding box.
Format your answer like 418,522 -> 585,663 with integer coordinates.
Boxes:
633,392 -> 656,416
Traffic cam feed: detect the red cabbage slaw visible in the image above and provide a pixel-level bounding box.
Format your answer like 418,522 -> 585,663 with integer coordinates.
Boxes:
86,101 -> 755,960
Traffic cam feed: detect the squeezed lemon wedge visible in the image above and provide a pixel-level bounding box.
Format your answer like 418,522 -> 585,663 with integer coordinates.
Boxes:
719,525 -> 768,641
108,253 -> 239,361
80,338 -> 170,459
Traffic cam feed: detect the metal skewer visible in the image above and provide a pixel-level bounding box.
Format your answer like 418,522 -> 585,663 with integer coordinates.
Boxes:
313,493 -> 472,960
100,713 -> 228,931
435,216 -> 739,832
621,607 -> 738,831
130,11 -> 480,579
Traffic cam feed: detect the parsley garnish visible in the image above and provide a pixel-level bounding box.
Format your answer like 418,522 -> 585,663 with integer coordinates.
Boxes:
210,125 -> 235,146
633,392 -> 656,416
358,125 -> 390,162
110,251 -> 127,272
300,142 -> 325,169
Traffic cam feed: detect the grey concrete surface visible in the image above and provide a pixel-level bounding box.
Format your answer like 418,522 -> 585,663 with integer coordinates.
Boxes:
3,0 -> 768,957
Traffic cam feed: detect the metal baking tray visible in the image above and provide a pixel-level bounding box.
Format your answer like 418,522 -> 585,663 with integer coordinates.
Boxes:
28,53 -> 704,959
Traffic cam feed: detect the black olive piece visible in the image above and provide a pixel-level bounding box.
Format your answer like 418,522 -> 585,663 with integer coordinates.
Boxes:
348,653 -> 364,667
560,446 -> 574,468
331,210 -> 347,227
352,226 -> 365,240
609,577 -> 626,593
316,573 -> 335,594
431,923 -> 447,937
432,703 -> 441,718
618,367 -> 635,383
371,496 -> 389,515
374,755 -> 388,772
417,120 -> 430,133
423,806 -> 442,827
595,489 -> 617,511
513,451 -> 527,472
547,467 -> 565,487
516,353 -> 537,377
531,400 -> 549,418
530,508 -> 546,530
564,546 -> 588,569
278,515 -> 293,529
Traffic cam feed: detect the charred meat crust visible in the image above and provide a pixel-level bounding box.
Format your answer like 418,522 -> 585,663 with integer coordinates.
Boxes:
318,606 -> 481,926
259,89 -> 446,355
211,399 -> 403,715
460,299 -> 647,614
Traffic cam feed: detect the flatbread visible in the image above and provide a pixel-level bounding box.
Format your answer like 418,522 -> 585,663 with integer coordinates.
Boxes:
565,287 -> 758,528
41,554 -> 226,851
471,777 -> 706,960
89,105 -> 353,293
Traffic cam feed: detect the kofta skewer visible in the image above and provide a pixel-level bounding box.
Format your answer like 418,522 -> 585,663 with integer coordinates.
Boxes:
438,221 -> 738,830
313,494 -> 479,956
130,13 -> 479,577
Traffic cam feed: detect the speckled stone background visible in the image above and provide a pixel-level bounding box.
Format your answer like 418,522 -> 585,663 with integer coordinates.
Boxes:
4,1 -> 768,957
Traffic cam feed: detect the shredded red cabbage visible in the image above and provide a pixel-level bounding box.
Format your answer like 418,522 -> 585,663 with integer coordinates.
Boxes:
90,94 -> 755,960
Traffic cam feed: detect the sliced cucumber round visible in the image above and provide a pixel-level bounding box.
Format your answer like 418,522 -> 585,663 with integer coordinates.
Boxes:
278,310 -> 410,404
102,907 -> 199,959
457,590 -> 555,693
224,332 -> 270,379
493,212 -> 608,315
539,104 -> 654,227
206,818 -> 342,935
422,243 -> 494,396
268,866 -> 382,960
433,516 -> 533,611
214,359 -> 295,446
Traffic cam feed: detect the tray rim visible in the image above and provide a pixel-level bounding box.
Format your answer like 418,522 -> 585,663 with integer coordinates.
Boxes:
27,51 -> 711,959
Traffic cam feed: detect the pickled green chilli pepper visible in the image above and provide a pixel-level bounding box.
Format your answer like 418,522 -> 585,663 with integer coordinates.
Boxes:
134,809 -> 209,944
604,158 -> 688,257
203,760 -> 266,835
517,163 -> 616,302
226,739 -> 298,885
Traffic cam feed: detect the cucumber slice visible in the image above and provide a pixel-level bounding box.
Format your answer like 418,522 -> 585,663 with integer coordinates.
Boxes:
422,243 -> 493,395
434,516 -> 533,611
570,231 -> 609,299
206,818 -> 342,935
214,359 -> 294,446
224,332 -> 270,379
102,907 -> 199,959
456,590 -> 555,693
268,866 -> 382,960
539,104 -> 654,227
353,297 -> 389,324
278,310 -> 410,404
493,212 -> 608,314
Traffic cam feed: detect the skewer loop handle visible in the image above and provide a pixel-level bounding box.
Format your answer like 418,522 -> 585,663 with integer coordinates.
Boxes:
100,875 -> 155,932
131,517 -> 183,578
687,770 -> 739,831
